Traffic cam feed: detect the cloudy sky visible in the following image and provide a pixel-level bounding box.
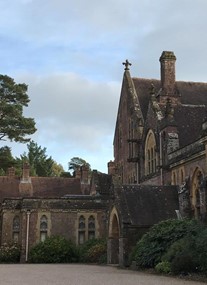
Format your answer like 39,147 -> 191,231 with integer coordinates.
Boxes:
0,0 -> 207,173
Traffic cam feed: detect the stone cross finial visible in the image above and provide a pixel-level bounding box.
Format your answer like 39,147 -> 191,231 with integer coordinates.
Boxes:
122,59 -> 132,70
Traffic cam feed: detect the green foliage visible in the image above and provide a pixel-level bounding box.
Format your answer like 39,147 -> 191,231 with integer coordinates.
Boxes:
68,157 -> 91,175
132,219 -> 203,268
21,140 -> 54,177
0,146 -> 16,174
190,228 -> 207,273
162,237 -> 192,263
171,252 -> 198,274
51,162 -> 65,177
0,243 -> 21,263
28,236 -> 79,263
162,229 -> 207,274
60,171 -> 72,178
79,238 -> 107,263
155,261 -> 171,274
0,75 -> 36,142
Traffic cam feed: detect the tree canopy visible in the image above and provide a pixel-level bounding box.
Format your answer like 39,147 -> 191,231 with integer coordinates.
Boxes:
68,157 -> 91,175
0,75 -> 36,142
0,146 -> 16,174
21,140 -> 54,177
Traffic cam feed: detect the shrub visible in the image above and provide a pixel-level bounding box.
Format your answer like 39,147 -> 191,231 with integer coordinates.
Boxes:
171,252 -> 198,274
29,236 -> 79,263
79,238 -> 107,263
155,261 -> 171,274
194,228 -> 207,273
162,238 -> 191,263
0,243 -> 21,263
132,219 -> 203,268
162,229 -> 207,274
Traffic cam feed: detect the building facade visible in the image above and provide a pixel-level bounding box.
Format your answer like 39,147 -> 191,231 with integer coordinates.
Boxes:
0,164 -> 111,262
107,51 -> 207,265
0,51 -> 207,266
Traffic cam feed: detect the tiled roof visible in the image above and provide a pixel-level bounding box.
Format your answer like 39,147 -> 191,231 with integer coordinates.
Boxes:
174,105 -> 207,147
132,78 -> 207,120
115,185 -> 179,226
0,176 -> 82,202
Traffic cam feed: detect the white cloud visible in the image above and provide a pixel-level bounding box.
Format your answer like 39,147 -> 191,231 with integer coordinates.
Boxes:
1,0 -> 207,172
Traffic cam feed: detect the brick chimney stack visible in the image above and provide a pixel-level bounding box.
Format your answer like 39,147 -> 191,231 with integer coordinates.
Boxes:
19,162 -> 33,196
159,51 -> 176,99
22,162 -> 30,182
108,160 -> 115,175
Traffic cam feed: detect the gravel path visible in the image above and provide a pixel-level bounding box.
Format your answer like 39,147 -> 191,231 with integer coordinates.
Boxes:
0,264 -> 205,285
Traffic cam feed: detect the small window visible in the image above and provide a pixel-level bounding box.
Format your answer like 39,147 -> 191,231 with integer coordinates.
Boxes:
40,215 -> 48,242
78,216 -> 85,245
13,216 -> 20,243
88,216 -> 95,240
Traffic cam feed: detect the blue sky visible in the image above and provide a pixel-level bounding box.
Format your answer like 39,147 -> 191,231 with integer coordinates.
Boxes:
1,0 -> 207,173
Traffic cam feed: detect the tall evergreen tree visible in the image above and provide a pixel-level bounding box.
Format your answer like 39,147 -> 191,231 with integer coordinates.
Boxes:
22,141 -> 54,177
0,146 -> 15,174
0,75 -> 36,142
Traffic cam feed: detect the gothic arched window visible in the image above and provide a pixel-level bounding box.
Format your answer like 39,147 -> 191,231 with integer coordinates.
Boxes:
145,130 -> 157,175
78,216 -> 85,244
40,215 -> 48,242
88,215 -> 95,240
13,216 -> 20,243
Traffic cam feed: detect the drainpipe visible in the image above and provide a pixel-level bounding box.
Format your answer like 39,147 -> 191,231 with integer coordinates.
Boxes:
159,132 -> 163,185
25,210 -> 31,262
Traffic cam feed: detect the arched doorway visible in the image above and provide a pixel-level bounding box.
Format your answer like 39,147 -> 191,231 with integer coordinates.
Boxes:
108,207 -> 120,264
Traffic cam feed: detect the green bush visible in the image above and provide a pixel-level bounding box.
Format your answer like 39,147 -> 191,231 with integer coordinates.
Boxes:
132,219 -> 203,268
193,228 -> 207,273
163,231 -> 207,274
162,237 -> 192,263
171,252 -> 198,274
0,243 -> 21,263
155,261 -> 171,274
29,236 -> 79,263
79,238 -> 107,263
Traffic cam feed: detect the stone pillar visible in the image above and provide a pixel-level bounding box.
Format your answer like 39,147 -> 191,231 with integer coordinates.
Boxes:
119,237 -> 129,267
107,237 -> 119,264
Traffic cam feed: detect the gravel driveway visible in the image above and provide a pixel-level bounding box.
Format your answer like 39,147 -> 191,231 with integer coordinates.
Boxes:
0,264 -> 205,285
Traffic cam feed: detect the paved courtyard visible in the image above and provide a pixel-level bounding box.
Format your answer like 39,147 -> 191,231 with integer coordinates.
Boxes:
0,264 -> 205,285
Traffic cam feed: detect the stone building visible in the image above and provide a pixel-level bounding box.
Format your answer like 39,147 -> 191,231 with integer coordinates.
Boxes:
0,164 -> 111,262
107,51 -> 207,266
0,51 -> 207,266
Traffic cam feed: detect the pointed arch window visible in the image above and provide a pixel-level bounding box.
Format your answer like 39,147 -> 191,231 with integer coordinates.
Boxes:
88,215 -> 95,240
40,215 -> 48,242
145,130 -> 157,175
172,171 -> 177,185
13,216 -> 20,243
180,169 -> 184,184
78,215 -> 85,244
